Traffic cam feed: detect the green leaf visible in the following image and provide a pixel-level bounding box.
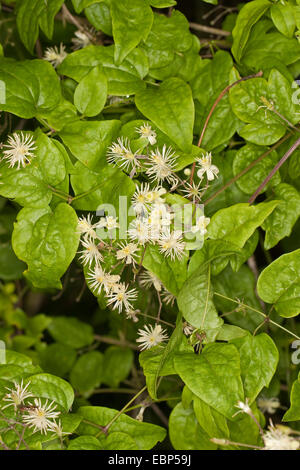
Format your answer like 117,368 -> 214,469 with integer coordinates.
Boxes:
232,0 -> 271,63
72,0 -> 99,13
39,343 -> 77,378
27,373 -> 74,411
12,204 -> 80,289
148,0 -> 176,7
216,324 -> 248,342
227,405 -> 263,447
0,131 -> 68,208
47,317 -> 94,349
188,239 -> 241,278
76,406 -> 167,450
257,249 -> 300,317
230,69 -> 300,145
74,65 -> 108,117
0,242 -> 26,281
230,333 -> 279,403
271,3 -> 296,38
58,45 -> 147,95
283,373 -> 300,421
148,35 -> 202,83
242,18 -> 300,69
169,403 -> 217,450
16,0 -> 64,52
207,201 -> 279,249
142,10 -> 193,70
0,59 -> 61,118
233,144 -> 281,196
229,73 -> 282,146
0,350 -> 41,382
102,347 -> 134,388
142,244 -> 188,296
174,343 -> 244,420
68,436 -> 103,450
70,351 -> 104,394
230,230 -> 259,272
262,183 -> 300,249
191,51 -> 241,151
135,78 -> 194,152
139,336 -> 192,400
71,162 -> 135,211
59,120 -> 121,170
193,396 -> 230,439
141,314 -> 183,399
213,264 -> 263,332
111,0 -> 153,64
38,98 -> 79,132
85,2 -> 112,36
268,69 -> 300,125
177,264 -> 223,336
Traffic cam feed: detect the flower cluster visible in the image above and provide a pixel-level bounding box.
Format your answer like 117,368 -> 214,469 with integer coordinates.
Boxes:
262,422 -> 300,451
1,380 -> 65,436
75,123 -> 219,350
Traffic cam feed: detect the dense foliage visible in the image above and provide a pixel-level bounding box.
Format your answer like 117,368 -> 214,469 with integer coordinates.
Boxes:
0,0 -> 300,451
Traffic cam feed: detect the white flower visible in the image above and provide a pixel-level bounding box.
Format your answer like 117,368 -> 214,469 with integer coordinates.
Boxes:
128,218 -> 151,245
136,123 -> 157,145
132,183 -> 152,215
139,270 -> 162,292
43,44 -> 67,68
196,152 -> 219,181
136,324 -> 168,350
190,215 -> 210,235
107,137 -> 141,171
183,322 -> 195,336
158,230 -> 186,261
49,419 -> 70,438
149,203 -> 173,227
97,216 -> 119,230
146,145 -> 178,188
182,181 -> 203,202
106,283 -> 138,313
161,288 -> 176,306
125,308 -> 140,323
104,273 -> 123,293
1,380 -> 33,413
150,186 -> 167,203
22,398 -> 61,435
136,405 -> 146,422
2,132 -> 36,169
263,423 -> 300,450
257,396 -> 281,415
233,398 -> 252,417
87,264 -> 120,295
116,242 -> 139,266
72,30 -> 92,50
77,214 -> 97,239
131,184 -> 167,215
79,237 -> 103,266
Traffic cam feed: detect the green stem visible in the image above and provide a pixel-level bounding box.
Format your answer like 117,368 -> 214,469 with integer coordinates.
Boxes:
203,132 -> 291,206
213,292 -> 300,341
92,388 -> 138,395
48,186 -> 70,202
72,183 -> 103,202
201,263 -> 211,330
248,135 -> 300,204
97,385 -> 147,436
